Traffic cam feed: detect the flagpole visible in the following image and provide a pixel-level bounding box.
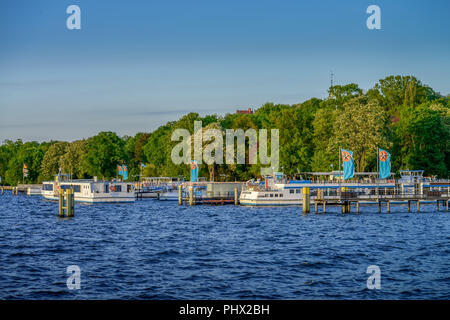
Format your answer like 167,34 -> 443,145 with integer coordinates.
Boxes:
376,148 -> 379,197
377,147 -> 379,179
338,146 -> 341,192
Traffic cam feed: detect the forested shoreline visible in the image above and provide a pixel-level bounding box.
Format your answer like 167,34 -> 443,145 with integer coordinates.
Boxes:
1,75 -> 449,186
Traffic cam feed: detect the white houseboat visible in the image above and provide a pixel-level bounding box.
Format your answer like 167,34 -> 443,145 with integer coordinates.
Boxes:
239,173 -> 396,206
42,174 -> 135,203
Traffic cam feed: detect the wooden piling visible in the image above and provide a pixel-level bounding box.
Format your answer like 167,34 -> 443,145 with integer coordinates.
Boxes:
447,200 -> 449,212
58,189 -> 64,217
387,201 -> 390,214
408,200 -> 411,213
188,186 -> 194,206
356,201 -> 359,214
417,200 -> 420,213
66,189 -> 72,217
67,189 -> 74,217
302,187 -> 310,214
314,201 -> 318,214
436,200 -> 439,212
323,201 -> 326,214
378,200 -> 381,213
234,187 -> 238,206
341,201 -> 350,214
178,185 -> 182,205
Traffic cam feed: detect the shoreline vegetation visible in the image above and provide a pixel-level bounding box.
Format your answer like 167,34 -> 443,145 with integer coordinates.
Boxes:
0,75 -> 449,186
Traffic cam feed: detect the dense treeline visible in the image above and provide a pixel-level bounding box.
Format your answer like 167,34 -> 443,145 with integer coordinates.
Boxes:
0,75 -> 449,186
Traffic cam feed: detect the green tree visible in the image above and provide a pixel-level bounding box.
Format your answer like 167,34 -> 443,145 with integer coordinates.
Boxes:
84,132 -> 126,179
393,102 -> 448,177
311,108 -> 337,171
59,140 -> 87,179
40,142 -> 69,180
125,133 -> 151,180
330,97 -> 389,172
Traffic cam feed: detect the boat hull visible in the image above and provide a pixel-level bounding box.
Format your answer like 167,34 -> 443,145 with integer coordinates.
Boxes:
42,194 -> 135,203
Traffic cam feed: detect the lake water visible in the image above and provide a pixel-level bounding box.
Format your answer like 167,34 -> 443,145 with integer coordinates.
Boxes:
0,191 -> 449,299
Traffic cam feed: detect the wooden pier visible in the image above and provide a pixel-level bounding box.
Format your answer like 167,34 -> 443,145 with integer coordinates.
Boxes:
179,185 -> 240,206
304,187 -> 450,214
0,184 -> 42,196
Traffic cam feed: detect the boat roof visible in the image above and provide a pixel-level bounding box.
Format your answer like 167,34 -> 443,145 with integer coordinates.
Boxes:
43,179 -> 130,184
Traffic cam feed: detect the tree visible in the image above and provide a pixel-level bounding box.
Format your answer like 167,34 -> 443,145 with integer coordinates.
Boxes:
59,140 -> 87,179
367,75 -> 438,115
311,108 -> 337,172
84,132 -> 126,179
40,142 -> 69,180
328,83 -> 363,104
125,133 -> 151,180
393,102 -> 448,177
330,96 -> 388,172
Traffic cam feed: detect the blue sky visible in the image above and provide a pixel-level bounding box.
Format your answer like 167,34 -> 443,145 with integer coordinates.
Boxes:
1,0 -> 449,141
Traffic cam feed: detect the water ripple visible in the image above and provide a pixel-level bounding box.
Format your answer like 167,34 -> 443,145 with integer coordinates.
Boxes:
0,192 -> 449,299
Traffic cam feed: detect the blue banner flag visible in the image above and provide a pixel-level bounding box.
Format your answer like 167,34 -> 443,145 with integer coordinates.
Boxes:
378,148 -> 391,179
190,160 -> 198,182
122,165 -> 128,180
341,149 -> 355,180
117,165 -> 123,176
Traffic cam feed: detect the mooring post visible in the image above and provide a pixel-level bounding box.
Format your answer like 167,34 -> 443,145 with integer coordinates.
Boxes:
58,189 -> 64,217
67,189 -> 74,217
66,189 -> 72,217
408,200 -> 411,213
323,201 -> 326,214
436,200 -> 439,212
417,200 -> 420,213
178,185 -> 182,205
234,187 -> 238,206
314,201 -> 318,214
302,187 -> 310,214
341,201 -> 350,214
356,201 -> 359,214
188,186 -> 194,206
387,201 -> 390,214
1,187 -> 3,195
447,200 -> 449,212
378,200 -> 381,213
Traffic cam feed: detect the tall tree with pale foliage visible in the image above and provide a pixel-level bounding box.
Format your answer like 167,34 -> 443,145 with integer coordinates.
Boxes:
330,97 -> 389,172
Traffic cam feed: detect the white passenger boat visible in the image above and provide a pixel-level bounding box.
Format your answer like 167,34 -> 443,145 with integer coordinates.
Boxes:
42,174 -> 135,203
239,173 -> 397,206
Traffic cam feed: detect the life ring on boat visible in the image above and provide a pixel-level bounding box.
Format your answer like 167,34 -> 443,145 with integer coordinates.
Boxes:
109,185 -> 116,192
55,184 -> 60,191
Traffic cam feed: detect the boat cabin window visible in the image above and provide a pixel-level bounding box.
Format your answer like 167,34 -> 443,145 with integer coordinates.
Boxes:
43,184 -> 53,191
127,184 -> 132,193
275,194 -> 278,197
73,185 -> 81,193
104,184 -> 109,193
279,194 -> 283,197
270,194 -> 273,197
289,189 -> 294,194
296,189 -> 300,194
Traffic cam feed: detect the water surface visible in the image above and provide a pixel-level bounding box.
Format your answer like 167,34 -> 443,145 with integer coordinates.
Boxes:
0,192 -> 449,299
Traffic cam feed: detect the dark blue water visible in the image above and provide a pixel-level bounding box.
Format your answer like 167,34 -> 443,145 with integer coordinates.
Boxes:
1,191 -> 449,299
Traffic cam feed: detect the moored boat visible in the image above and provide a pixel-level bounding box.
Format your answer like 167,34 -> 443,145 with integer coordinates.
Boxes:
42,174 -> 135,203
